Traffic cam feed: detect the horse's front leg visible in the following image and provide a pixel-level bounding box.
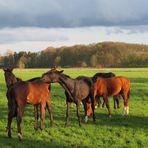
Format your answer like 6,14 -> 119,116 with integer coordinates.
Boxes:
34,105 -> 38,130
65,101 -> 71,127
40,103 -> 46,130
104,96 -> 111,118
76,101 -> 81,126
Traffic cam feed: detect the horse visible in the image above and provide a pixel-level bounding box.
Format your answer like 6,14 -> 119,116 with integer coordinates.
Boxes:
41,69 -> 96,126
93,76 -> 130,117
92,72 -> 120,109
3,68 -> 53,141
86,72 -> 121,117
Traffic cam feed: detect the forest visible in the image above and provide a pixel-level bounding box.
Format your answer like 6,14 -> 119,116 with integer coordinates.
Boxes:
1,42 -> 148,68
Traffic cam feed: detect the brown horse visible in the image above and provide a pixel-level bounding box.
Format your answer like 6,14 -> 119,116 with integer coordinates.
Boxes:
41,69 -> 96,127
3,68 -> 53,141
93,76 -> 130,117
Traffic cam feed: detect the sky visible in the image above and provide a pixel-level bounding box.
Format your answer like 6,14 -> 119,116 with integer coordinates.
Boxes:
0,0 -> 148,55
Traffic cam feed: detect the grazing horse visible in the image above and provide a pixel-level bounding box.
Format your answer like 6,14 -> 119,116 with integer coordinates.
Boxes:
3,68 -> 53,141
93,76 -> 130,117
41,69 -> 96,126
92,72 -> 120,109
86,72 -> 121,117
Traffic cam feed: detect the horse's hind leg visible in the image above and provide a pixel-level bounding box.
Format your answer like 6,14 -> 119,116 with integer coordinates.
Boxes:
46,100 -> 53,127
7,110 -> 13,138
16,106 -> 25,141
82,100 -> 88,123
122,92 -> 129,116
34,105 -> 39,130
40,103 -> 46,130
113,95 -> 119,109
65,101 -> 71,127
104,96 -> 111,118
76,101 -> 81,126
90,92 -> 96,122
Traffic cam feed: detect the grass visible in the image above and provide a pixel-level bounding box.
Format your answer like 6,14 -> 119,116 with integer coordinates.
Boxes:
0,68 -> 148,148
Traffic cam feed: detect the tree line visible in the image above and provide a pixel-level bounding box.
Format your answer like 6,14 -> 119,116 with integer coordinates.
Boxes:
1,42 -> 148,68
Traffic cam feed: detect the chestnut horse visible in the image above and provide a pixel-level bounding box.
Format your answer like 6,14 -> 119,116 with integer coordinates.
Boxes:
86,72 -> 121,117
92,72 -> 120,109
3,68 -> 53,141
41,69 -> 96,126
93,76 -> 130,117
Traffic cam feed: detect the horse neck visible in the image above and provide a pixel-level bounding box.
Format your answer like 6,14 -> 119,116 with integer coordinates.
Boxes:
5,73 -> 18,88
58,74 -> 75,99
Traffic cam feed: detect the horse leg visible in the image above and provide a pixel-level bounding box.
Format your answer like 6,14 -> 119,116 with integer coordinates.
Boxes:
7,110 -> 13,138
34,105 -> 38,130
16,106 -> 25,141
122,92 -> 129,116
102,99 -> 105,108
40,103 -> 46,130
97,96 -> 102,108
65,101 -> 71,127
116,95 -> 120,108
82,100 -> 88,123
104,96 -> 111,118
90,92 -> 96,122
113,96 -> 118,109
46,100 -> 53,127
76,101 -> 81,126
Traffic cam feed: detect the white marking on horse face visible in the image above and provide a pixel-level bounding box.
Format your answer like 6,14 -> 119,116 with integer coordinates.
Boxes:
18,133 -> 22,139
84,116 -> 88,123
95,105 -> 98,109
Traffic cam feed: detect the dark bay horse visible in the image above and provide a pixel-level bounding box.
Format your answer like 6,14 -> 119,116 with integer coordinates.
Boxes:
94,76 -> 130,117
41,69 -> 96,126
3,68 -> 53,141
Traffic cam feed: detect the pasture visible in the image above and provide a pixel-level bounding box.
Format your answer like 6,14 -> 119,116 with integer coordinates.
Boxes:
0,68 -> 148,148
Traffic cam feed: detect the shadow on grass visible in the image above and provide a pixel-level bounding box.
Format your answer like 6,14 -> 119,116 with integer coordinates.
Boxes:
86,112 -> 148,130
0,135 -> 72,148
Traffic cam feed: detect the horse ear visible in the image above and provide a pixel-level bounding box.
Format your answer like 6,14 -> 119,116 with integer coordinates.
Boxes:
3,68 -> 7,71
59,70 -> 64,73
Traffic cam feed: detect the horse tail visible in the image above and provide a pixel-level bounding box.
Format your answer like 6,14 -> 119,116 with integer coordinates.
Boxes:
127,89 -> 130,99
48,84 -> 51,91
7,87 -> 17,117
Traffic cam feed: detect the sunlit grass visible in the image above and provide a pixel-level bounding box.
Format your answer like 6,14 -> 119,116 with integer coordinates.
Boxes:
0,68 -> 148,147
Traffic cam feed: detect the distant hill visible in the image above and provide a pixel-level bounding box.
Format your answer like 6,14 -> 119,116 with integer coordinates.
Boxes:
1,42 -> 148,68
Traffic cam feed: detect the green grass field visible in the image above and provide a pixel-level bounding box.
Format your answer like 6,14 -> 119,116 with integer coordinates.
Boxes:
0,68 -> 148,148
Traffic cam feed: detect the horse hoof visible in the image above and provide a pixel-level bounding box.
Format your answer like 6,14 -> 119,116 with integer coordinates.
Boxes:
109,115 -> 112,118
64,123 -> 69,128
50,123 -> 53,127
8,132 -> 11,138
84,116 -> 88,123
18,133 -> 22,142
34,126 -> 38,130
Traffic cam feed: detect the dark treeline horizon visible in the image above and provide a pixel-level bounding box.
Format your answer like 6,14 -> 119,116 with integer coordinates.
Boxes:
1,42 -> 148,68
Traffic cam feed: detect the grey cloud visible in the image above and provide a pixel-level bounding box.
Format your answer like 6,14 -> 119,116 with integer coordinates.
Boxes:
0,0 -> 148,28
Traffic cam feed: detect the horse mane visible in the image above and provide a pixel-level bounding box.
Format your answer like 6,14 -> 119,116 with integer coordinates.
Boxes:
61,73 -> 71,80
92,72 -> 116,82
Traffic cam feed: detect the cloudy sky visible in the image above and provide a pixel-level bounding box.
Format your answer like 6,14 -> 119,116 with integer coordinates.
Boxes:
0,0 -> 148,55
